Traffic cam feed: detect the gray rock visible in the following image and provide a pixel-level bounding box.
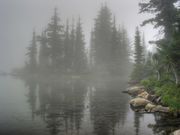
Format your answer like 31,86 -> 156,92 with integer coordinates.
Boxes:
126,86 -> 145,96
172,129 -> 180,135
145,103 -> 156,112
130,98 -> 151,108
152,105 -> 170,113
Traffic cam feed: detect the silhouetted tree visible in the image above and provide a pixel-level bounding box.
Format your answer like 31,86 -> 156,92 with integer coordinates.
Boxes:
131,27 -> 144,82
38,30 -> 50,73
46,8 -> 64,72
74,18 -> 87,73
26,30 -> 37,73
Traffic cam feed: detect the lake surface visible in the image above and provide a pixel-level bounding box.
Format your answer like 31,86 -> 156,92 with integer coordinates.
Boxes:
0,76 -> 176,135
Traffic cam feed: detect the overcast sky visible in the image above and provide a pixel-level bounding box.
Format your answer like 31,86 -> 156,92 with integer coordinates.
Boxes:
0,0 -> 157,71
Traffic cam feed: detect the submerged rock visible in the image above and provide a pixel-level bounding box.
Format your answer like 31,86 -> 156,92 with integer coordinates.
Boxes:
172,129 -> 180,135
130,97 -> 151,108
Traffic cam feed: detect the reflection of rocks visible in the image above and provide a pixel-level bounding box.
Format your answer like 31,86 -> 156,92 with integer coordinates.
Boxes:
148,113 -> 180,135
172,129 -> 180,135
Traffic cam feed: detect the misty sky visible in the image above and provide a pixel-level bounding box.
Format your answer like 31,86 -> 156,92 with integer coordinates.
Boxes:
0,0 -> 157,71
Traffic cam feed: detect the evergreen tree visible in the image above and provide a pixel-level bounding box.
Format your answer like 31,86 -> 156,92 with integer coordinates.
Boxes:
89,29 -> 95,70
38,30 -> 50,73
118,25 -> 130,75
94,5 -> 112,71
26,30 -> 37,73
74,18 -> 87,73
64,20 -> 73,72
139,0 -> 178,40
131,27 -> 144,82
109,17 -> 119,74
70,20 -> 76,71
46,8 -> 64,72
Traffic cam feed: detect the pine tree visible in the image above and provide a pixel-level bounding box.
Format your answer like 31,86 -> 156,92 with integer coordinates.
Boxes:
93,4 -> 112,71
26,30 -> 37,73
89,29 -> 95,70
38,30 -> 50,73
131,27 -> 144,82
64,20 -> 73,72
139,0 -> 178,40
109,17 -> 119,74
46,8 -> 64,72
74,18 -> 87,73
70,20 -> 76,71
118,26 -> 130,76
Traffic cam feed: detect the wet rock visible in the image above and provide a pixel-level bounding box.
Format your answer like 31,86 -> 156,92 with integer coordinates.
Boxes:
147,94 -> 157,102
172,129 -> 180,135
125,86 -> 145,96
154,97 -> 162,104
130,98 -> 151,108
145,103 -> 156,112
138,91 -> 149,99
152,105 -> 170,113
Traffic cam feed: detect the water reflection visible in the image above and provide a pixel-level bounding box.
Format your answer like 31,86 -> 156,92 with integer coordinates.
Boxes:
19,77 -> 179,135
90,80 -> 128,135
25,78 -> 87,135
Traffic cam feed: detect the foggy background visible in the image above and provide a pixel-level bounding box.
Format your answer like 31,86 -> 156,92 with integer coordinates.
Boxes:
0,0 -> 156,72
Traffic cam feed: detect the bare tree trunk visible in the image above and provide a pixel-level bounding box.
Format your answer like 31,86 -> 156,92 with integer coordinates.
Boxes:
156,70 -> 160,81
172,66 -> 179,86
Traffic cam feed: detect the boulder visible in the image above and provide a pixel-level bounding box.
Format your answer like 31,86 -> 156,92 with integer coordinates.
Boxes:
130,98 -> 151,108
172,129 -> 180,135
152,105 -> 170,113
145,103 -> 156,112
138,91 -> 149,99
126,86 -> 145,96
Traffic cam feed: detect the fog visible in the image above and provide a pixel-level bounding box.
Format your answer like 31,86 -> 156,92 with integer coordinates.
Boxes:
0,0 -> 156,71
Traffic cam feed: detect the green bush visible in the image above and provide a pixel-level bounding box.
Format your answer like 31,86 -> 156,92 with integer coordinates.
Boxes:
140,77 -> 162,90
155,83 -> 180,110
141,77 -> 180,110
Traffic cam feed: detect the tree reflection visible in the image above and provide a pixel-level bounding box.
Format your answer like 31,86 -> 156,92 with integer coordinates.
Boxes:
148,113 -> 180,135
25,78 -> 38,120
25,78 -> 87,135
90,80 -> 129,135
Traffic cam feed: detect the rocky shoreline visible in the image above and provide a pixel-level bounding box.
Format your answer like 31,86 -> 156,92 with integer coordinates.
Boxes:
123,85 -> 180,135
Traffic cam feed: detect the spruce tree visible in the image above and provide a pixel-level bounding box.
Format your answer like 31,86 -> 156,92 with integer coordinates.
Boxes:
131,27 -> 144,82
70,20 -> 76,71
118,26 -> 130,76
93,4 -> 112,71
89,29 -> 95,70
26,30 -> 37,73
46,8 -> 64,72
64,20 -> 73,72
38,30 -> 50,73
74,18 -> 87,73
110,17 -> 119,74
139,0 -> 178,40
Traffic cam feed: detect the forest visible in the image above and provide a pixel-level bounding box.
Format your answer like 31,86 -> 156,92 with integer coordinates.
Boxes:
23,1 -> 180,111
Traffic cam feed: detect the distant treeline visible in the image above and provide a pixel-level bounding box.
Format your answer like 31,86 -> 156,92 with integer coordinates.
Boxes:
25,5 -> 132,76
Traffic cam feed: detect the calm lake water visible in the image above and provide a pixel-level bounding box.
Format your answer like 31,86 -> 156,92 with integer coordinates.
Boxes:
0,76 -> 176,135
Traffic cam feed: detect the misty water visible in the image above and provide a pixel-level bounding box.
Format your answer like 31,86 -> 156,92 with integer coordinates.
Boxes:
0,75 -> 174,135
